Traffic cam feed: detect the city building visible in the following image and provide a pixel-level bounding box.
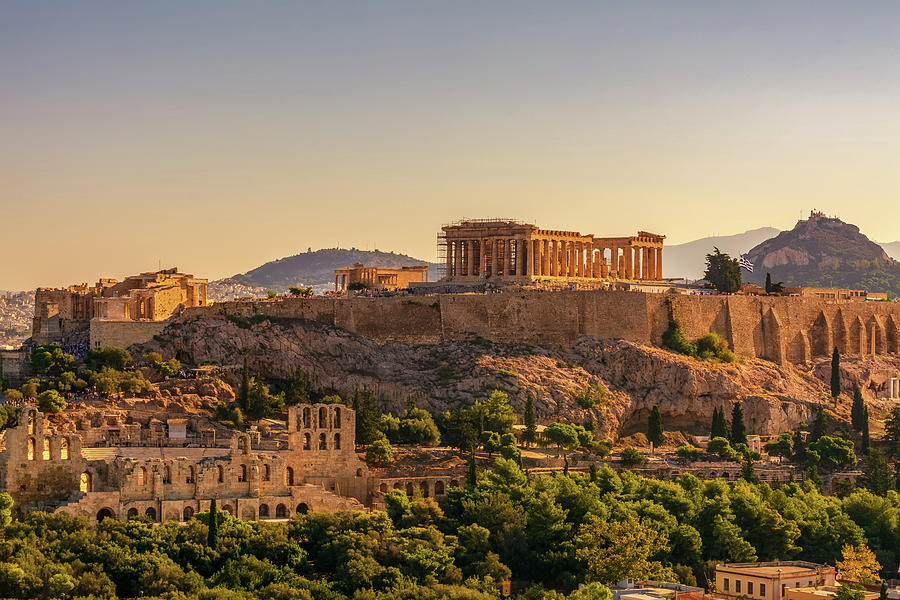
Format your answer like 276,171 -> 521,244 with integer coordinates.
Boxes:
715,562 -> 836,600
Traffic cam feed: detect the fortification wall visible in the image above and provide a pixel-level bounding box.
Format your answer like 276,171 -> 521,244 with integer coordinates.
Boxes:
90,320 -> 168,349
183,292 -> 900,364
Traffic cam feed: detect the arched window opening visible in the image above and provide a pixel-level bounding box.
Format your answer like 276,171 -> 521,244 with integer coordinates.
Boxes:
183,506 -> 194,521
42,437 -> 50,460
242,436 -> 250,455
222,504 -> 234,515
275,503 -> 287,518
422,482 -> 430,497
27,438 -> 35,461
380,483 -> 388,493
296,503 -> 309,515
127,507 -> 139,519
96,508 -> 114,521
393,482 -> 402,490
217,465 -> 224,483
334,407 -> 342,428
80,472 -> 92,493
137,467 -> 146,486
450,479 -> 459,488
406,482 -> 414,496
334,433 -> 341,450
319,407 -> 327,428
163,466 -> 171,484
434,481 -> 445,496
60,438 -> 69,460
303,408 -> 311,428
27,412 -> 34,435
145,506 -> 157,521
318,433 -> 327,450
303,433 -> 311,450
186,466 -> 195,484
238,464 -> 247,482
286,466 -> 294,486
262,464 -> 270,482
259,504 -> 270,518
356,468 -> 364,477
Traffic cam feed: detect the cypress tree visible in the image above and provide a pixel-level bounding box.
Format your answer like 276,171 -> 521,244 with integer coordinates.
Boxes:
208,498 -> 218,550
880,583 -> 888,600
239,358 -> 251,412
710,407 -> 728,439
589,463 -> 598,482
523,395 -> 536,446
862,405 -> 871,455
831,347 -> 841,406
765,273 -> 772,293
807,464 -> 822,490
810,406 -> 827,442
647,405 -> 664,448
851,386 -> 865,432
730,403 -> 747,445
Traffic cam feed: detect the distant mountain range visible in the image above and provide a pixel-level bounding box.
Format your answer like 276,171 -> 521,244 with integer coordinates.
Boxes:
225,248 -> 441,292
663,227 -> 781,280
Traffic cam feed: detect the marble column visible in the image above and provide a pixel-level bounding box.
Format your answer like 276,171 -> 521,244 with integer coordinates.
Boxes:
542,240 -> 550,275
647,246 -> 656,280
530,240 -> 539,276
445,240 -> 453,278
635,246 -> 642,280
585,246 -> 593,278
656,247 -> 663,280
549,241 -> 557,276
624,247 -> 632,279
508,239 -> 516,276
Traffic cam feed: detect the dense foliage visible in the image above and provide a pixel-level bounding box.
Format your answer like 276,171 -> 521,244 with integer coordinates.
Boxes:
703,248 -> 742,294
1,461 -> 898,600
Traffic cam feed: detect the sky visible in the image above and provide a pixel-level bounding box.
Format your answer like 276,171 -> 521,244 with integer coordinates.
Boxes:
3,1 -> 900,290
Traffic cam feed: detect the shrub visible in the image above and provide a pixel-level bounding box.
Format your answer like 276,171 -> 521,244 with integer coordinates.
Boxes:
37,390 -> 66,414
620,447 -> 647,467
662,300 -> 697,356
366,438 -> 393,464
575,383 -> 608,409
86,346 -> 134,371
675,445 -> 700,460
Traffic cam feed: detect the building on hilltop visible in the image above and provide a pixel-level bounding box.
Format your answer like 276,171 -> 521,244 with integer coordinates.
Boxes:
32,268 -> 208,348
437,219 -> 665,285
333,262 -> 428,293
714,562 -> 836,600
0,404 -> 463,523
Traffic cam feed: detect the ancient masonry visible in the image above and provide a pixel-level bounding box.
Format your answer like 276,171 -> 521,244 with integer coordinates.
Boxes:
333,262 -> 429,292
438,219 -> 665,283
193,290 -> 900,365
32,268 -> 208,348
0,405 -> 461,523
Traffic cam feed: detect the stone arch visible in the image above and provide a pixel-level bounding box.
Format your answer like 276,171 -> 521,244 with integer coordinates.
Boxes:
393,482 -> 402,490
406,482 -> 414,496
810,311 -> 832,357
275,503 -> 287,518
334,407 -> 342,428
434,481 -> 445,496
379,483 -> 388,493
217,465 -> 225,483
303,433 -> 311,450
144,506 -> 157,521
303,407 -> 311,428
183,506 -> 194,521
222,504 -> 234,515
285,466 -> 294,486
887,316 -> 900,354
80,471 -> 93,493
137,466 -> 147,486
356,468 -> 364,477
239,464 -> 248,482
60,438 -> 69,460
318,433 -> 327,450
259,504 -> 270,518
422,481 -> 430,497
262,464 -> 270,482
96,507 -> 115,521
319,407 -> 328,428
296,503 -> 309,515
334,433 -> 341,450
27,410 -> 35,435
42,437 -> 50,460
868,316 -> 886,354
833,310 -> 849,355
163,466 -> 171,484
127,507 -> 139,519
27,437 -> 35,461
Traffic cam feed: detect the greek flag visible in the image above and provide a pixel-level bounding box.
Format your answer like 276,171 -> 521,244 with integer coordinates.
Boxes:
739,255 -> 754,272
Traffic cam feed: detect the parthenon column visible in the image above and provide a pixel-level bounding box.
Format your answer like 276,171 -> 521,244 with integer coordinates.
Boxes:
656,247 -> 663,280
445,241 -> 453,278
635,246 -> 643,280
549,241 -> 557,276
508,239 -> 515,276
518,239 -> 526,276
562,241 -> 570,277
585,246 -> 593,278
541,240 -> 549,275
530,240 -> 538,276
647,247 -> 656,280
576,243 -> 584,277
624,247 -> 632,279
454,241 -> 463,277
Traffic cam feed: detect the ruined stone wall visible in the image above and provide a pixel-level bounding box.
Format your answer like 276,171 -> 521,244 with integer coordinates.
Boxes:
90,319 -> 168,349
186,292 -> 900,364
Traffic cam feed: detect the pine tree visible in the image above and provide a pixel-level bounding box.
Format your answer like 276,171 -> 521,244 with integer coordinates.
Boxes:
208,498 -> 218,550
807,464 -> 822,490
589,463 -> 598,482
831,347 -> 841,406
523,395 -> 537,446
352,389 -> 382,446
851,386 -> 866,432
285,365 -> 311,406
810,406 -> 827,442
466,449 -> 477,487
862,406 -> 871,456
730,403 -> 747,445
741,456 -> 759,483
239,358 -> 251,412
647,405 -> 664,448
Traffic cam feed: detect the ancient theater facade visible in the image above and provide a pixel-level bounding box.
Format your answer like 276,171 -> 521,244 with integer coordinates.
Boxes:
439,219 -> 664,284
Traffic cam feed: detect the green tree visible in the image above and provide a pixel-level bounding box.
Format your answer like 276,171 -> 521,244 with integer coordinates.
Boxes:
850,387 -> 866,432
37,389 -> 66,413
481,431 -> 501,459
861,406 -> 870,456
575,515 -> 676,583
809,406 -> 828,442
859,450 -> 894,496
808,436 -> 856,470
30,344 -> 74,376
620,447 -> 647,467
836,543 -> 882,585
246,379 -> 282,421
675,445 -> 700,460
730,403 -> 747,446
0,492 -> 12,527
710,407 -> 729,439
467,449 -> 478,486
765,432 -> 793,463
284,365 -> 311,406
86,346 -> 133,370
523,395 -> 537,446
208,498 -> 218,549
365,438 -> 393,464
885,407 -> 900,456
703,248 -> 742,293
238,358 -> 251,411
647,405 -> 664,448
831,347 -> 841,405
353,389 -> 382,446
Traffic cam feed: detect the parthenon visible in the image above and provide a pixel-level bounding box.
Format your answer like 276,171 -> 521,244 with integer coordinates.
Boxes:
439,219 -> 665,283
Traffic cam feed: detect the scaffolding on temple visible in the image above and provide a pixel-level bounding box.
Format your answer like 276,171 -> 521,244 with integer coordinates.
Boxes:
436,218 -> 526,280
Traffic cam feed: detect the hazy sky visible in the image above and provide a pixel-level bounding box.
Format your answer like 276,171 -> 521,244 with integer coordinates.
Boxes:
3,1 -> 900,289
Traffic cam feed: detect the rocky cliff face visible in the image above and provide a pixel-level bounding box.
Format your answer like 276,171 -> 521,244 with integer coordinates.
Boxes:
135,315 -> 899,441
